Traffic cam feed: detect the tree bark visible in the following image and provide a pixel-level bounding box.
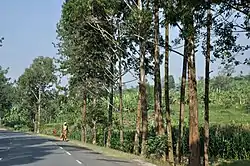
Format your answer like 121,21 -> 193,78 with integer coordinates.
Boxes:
138,0 -> 148,152
204,1 -> 212,166
187,17 -> 200,166
92,120 -> 97,144
134,0 -> 146,156
154,0 -> 164,136
82,93 -> 87,143
119,55 -> 124,148
106,59 -> 114,148
134,91 -> 141,155
140,40 -> 148,156
34,113 -> 37,133
165,23 -> 174,165
177,38 -> 188,164
37,86 -> 41,134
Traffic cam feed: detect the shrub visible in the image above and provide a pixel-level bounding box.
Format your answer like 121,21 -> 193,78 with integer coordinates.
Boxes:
41,123 -> 250,160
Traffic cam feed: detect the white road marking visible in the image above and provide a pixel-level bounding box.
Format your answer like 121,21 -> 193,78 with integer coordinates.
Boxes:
76,160 -> 82,164
0,158 -> 2,161
55,143 -> 82,165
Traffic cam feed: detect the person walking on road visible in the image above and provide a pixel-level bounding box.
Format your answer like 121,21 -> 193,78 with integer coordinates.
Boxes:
61,122 -> 68,141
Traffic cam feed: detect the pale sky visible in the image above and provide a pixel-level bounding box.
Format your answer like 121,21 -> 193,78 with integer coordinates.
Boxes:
0,0 -> 249,88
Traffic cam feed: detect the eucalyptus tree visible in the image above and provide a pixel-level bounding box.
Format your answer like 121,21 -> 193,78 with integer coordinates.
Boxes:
123,0 -> 154,155
163,0 -> 208,164
202,1 -> 212,165
17,56 -> 57,133
153,0 -> 164,136
56,0 -> 124,144
201,2 -> 250,164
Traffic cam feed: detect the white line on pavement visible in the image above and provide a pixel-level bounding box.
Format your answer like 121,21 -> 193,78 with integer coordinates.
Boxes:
0,158 -> 2,161
76,160 -> 82,164
55,144 -> 82,165
66,151 -> 71,156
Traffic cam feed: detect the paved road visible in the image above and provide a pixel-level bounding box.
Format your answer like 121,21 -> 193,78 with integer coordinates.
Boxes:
0,130 -> 139,166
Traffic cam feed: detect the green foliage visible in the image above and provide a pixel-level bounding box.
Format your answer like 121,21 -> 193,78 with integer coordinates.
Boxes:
161,75 -> 175,90
56,0 -> 119,100
86,99 -> 107,127
42,123 -> 250,160
0,66 -> 14,125
205,75 -> 250,109
213,2 -> 250,68
10,56 -> 57,130
0,37 -> 4,47
18,56 -> 56,89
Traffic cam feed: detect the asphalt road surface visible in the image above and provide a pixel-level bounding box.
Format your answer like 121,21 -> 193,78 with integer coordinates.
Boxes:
0,130 -> 140,166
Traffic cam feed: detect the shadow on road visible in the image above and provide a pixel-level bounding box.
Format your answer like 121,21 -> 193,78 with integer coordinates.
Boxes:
97,158 -> 131,163
0,130 -> 136,166
0,130 -> 58,166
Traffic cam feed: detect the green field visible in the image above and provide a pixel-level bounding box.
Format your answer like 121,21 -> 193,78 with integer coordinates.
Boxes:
170,104 -> 250,125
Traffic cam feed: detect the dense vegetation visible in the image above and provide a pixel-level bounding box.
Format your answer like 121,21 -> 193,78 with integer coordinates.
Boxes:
1,0 -> 249,166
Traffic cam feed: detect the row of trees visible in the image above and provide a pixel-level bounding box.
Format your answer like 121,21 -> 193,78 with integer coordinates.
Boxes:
0,61 -> 249,147
54,1 -> 249,165
0,0 -> 249,166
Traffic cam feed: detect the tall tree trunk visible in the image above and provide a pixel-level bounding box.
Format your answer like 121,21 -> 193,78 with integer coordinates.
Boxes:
134,91 -> 141,155
92,120 -> 97,144
204,1 -> 212,166
92,98 -> 97,145
154,0 -> 164,136
137,0 -> 148,156
165,23 -> 174,165
82,93 -> 87,143
187,18 -> 200,166
119,55 -> 124,148
34,113 -> 37,133
36,87 -> 41,134
134,0 -> 143,156
177,38 -> 188,163
140,41 -> 148,156
106,60 -> 114,148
